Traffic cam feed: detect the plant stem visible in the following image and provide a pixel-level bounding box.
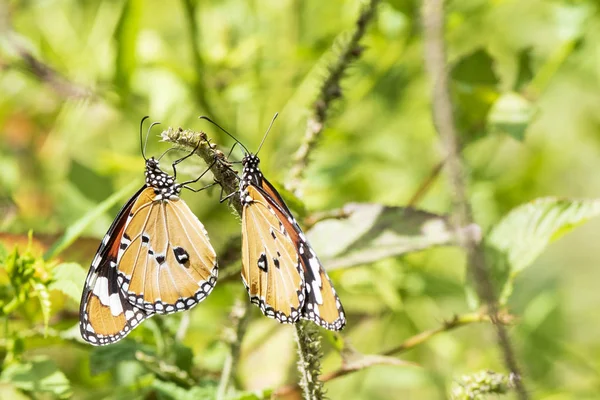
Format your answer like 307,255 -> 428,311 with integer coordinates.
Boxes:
180,0 -> 219,119
275,312 -> 512,397
287,0 -> 381,194
217,298 -> 251,399
295,321 -> 324,400
421,1 -> 528,398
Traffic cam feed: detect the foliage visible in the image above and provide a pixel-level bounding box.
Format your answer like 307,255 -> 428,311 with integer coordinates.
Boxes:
1,0 -> 600,399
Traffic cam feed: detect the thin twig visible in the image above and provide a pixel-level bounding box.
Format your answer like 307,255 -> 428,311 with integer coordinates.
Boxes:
421,1 -> 528,399
406,158 -> 446,207
275,312 -> 512,397
217,298 -> 252,399
287,0 -> 381,194
135,351 -> 196,388
302,207 -> 350,230
11,42 -> 93,100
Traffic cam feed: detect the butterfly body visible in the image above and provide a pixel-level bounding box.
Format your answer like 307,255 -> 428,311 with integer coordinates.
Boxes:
240,154 -> 345,331
80,156 -> 218,345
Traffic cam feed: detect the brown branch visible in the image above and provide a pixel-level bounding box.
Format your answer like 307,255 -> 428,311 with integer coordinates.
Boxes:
287,0 -> 381,193
13,44 -> 94,100
302,207 -> 350,230
275,312 -> 511,397
406,158 -> 446,207
421,1 -> 528,399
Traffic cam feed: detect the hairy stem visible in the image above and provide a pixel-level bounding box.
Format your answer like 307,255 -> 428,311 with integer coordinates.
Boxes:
287,0 -> 381,194
295,321 -> 324,400
161,127 -> 242,214
421,1 -> 528,398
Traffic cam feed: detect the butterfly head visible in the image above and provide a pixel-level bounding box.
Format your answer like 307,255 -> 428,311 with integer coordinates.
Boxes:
145,157 -> 182,200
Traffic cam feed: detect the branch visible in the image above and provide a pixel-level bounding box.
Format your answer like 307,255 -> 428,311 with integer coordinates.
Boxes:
135,351 -> 196,388
275,312 -> 511,397
406,158 -> 446,207
287,0 -> 381,193
302,207 -> 350,230
10,41 -> 94,100
421,1 -> 528,399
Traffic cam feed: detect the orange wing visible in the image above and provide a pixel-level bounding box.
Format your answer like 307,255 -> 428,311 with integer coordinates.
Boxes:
241,185 -> 305,323
117,188 -> 218,314
259,179 -> 346,331
80,187 -> 153,345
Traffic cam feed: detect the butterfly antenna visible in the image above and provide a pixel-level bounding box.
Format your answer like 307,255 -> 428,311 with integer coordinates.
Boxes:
255,112 -> 278,156
144,122 -> 160,158
157,147 -> 178,161
139,116 -> 150,161
199,116 -> 250,154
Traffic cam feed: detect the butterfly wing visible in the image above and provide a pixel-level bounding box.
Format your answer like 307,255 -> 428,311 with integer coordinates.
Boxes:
117,187 -> 218,313
80,186 -> 153,346
258,178 -> 346,331
242,185 -> 305,323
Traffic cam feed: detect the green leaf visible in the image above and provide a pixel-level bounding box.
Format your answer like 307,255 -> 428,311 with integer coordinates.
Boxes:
48,262 -> 86,303
0,241 -> 8,264
172,341 -> 194,373
514,47 -> 534,91
114,0 -> 143,96
44,181 -> 140,261
308,203 -> 478,270
0,357 -> 72,399
451,49 -> 501,143
486,198 -> 600,303
487,92 -> 534,141
90,341 -> 154,375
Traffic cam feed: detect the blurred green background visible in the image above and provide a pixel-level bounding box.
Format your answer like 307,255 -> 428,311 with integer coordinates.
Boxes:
1,0 -> 600,399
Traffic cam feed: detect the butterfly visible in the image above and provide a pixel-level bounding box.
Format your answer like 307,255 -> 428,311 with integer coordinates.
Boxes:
79,118 -> 218,345
204,116 -> 345,331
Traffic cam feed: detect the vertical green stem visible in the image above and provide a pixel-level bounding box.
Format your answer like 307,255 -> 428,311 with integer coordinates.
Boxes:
295,321 -> 324,400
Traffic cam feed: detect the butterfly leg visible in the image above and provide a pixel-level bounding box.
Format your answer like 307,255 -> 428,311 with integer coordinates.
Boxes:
179,159 -> 218,195
216,183 -> 237,203
171,139 -> 203,179
183,181 -> 218,193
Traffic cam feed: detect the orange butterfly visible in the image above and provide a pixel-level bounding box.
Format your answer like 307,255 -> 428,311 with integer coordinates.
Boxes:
206,116 -> 345,331
79,118 -> 218,345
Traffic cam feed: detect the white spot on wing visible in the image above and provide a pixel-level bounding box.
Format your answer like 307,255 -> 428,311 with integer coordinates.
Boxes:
94,277 -> 110,305
109,293 -> 124,316
312,280 -> 323,305
308,253 -> 322,287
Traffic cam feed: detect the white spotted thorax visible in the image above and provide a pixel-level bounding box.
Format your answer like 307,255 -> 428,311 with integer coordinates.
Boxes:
145,157 -> 182,201
240,154 -> 262,205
